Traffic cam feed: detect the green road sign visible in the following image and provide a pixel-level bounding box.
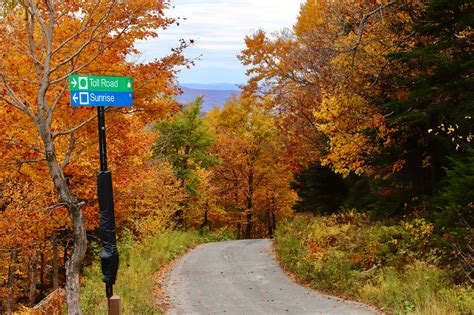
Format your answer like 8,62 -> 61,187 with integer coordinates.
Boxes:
69,75 -> 133,107
69,75 -> 132,92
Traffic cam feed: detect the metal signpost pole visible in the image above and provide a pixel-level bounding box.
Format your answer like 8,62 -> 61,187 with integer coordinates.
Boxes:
98,107 -> 108,172
97,106 -> 119,301
69,75 -> 132,315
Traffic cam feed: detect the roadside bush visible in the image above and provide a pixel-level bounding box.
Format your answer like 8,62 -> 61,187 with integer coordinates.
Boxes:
311,250 -> 366,295
198,225 -> 236,242
275,219 -> 313,281
360,262 -> 473,314
274,214 -> 473,314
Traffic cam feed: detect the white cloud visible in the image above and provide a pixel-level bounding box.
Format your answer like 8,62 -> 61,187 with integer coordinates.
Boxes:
136,0 -> 304,84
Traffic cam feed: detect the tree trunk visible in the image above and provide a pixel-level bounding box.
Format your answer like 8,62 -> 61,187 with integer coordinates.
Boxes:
236,222 -> 241,240
173,179 -> 186,228
202,202 -> 209,228
244,211 -> 253,239
268,197 -> 276,238
65,206 -> 87,315
203,209 -> 209,227
244,168 -> 254,239
234,181 -> 241,239
268,211 -> 274,238
64,242 -> 68,283
41,134 -> 87,314
6,250 -> 18,314
52,237 -> 59,290
40,252 -> 45,296
271,211 -> 276,237
28,252 -> 38,306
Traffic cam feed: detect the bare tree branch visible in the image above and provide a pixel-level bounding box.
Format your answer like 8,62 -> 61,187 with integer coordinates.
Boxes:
349,0 -> 398,70
0,76 -> 36,120
25,7 -> 42,79
52,113 -> 97,139
50,77 -> 70,114
26,0 -> 48,40
24,0 -> 53,117
1,138 -> 45,154
61,133 -> 75,170
1,158 -> 47,165
369,30 -> 416,88
50,22 -> 133,86
49,0 -> 117,75
50,0 -> 102,56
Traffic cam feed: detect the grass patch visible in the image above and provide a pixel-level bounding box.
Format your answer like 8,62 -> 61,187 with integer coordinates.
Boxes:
274,214 -> 473,314
81,228 -> 234,314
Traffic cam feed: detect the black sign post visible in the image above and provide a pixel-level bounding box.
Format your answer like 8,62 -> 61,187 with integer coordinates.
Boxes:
97,106 -> 119,299
69,75 -> 132,314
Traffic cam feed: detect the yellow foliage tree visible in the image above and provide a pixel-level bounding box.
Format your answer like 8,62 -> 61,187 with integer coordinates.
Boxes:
207,97 -> 296,238
240,0 -> 426,177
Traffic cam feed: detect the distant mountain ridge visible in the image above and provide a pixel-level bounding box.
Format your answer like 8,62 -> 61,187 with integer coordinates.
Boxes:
176,83 -> 241,113
181,83 -> 240,91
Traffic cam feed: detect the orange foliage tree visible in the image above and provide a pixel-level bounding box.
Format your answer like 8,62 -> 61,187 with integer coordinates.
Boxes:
206,97 -> 296,239
0,1 -> 190,312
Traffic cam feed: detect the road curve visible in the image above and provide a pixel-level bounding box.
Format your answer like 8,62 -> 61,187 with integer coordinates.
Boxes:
163,239 -> 378,314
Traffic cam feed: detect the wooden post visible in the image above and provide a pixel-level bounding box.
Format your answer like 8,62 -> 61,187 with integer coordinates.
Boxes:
108,296 -> 120,315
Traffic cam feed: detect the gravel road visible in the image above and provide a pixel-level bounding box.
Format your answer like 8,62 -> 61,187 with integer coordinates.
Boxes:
163,239 -> 379,315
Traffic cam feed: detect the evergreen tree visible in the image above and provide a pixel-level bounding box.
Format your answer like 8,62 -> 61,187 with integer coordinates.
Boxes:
381,0 -> 473,208
436,149 -> 474,228
291,164 -> 347,214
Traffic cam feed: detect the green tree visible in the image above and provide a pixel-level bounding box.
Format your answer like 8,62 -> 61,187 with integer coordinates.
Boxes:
378,0 -> 473,215
436,150 -> 474,227
153,97 -> 218,225
291,164 -> 348,214
153,97 -> 218,193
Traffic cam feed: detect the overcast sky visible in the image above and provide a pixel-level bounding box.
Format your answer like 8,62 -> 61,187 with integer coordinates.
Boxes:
134,0 -> 304,85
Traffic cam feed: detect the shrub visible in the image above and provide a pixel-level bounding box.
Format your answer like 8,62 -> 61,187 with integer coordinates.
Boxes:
275,213 -> 473,314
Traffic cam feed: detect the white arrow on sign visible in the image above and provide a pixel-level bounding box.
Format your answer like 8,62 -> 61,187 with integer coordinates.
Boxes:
71,78 -> 77,88
72,93 -> 78,103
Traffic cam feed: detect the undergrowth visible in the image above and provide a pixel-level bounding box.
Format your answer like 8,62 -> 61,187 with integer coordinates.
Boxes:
274,213 -> 473,314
